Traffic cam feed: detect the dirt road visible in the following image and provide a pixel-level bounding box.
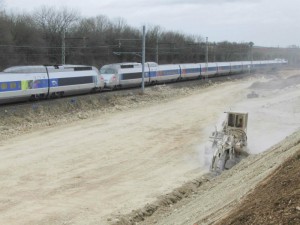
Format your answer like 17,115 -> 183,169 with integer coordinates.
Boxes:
0,70 -> 299,225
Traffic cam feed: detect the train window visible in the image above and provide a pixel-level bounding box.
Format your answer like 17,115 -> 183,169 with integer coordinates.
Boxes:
236,116 -> 243,128
228,114 -> 235,127
100,68 -> 116,74
1,83 -> 7,90
121,65 -> 134,69
74,67 -> 92,71
147,62 -> 158,67
10,82 -> 16,89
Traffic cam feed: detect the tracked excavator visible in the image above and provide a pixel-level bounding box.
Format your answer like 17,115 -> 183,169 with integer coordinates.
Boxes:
210,112 -> 249,172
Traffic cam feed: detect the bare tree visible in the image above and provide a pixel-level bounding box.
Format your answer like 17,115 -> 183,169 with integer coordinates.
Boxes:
0,0 -> 5,15
0,4 -> 286,68
34,6 -> 80,33
8,13 -> 47,64
32,6 -> 80,63
76,15 -> 112,37
0,11 -> 15,69
112,17 -> 128,33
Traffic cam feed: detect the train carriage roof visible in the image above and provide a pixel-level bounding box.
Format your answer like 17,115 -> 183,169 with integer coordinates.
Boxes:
3,65 -> 95,73
3,66 -> 47,73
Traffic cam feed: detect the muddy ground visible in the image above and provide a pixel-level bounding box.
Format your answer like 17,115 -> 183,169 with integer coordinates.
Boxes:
0,69 -> 299,225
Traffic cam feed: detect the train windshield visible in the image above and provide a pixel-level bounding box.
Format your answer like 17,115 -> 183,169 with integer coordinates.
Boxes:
100,67 -> 117,74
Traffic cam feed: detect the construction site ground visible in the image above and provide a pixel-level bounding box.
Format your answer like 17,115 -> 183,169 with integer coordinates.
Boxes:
0,69 -> 299,225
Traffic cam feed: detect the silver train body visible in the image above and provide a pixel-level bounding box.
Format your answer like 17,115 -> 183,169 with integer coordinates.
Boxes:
0,59 -> 287,104
0,65 -> 104,104
100,59 -> 287,89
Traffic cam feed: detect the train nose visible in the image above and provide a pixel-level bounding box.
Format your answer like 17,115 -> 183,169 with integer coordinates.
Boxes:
103,75 -> 116,88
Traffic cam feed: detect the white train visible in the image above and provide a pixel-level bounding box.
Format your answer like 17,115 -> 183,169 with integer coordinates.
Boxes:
0,59 -> 287,104
0,65 -> 104,104
100,59 -> 287,89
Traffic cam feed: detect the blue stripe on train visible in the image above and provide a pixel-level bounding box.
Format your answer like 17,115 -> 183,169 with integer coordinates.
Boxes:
0,81 -> 21,92
0,79 -> 48,92
31,79 -> 48,88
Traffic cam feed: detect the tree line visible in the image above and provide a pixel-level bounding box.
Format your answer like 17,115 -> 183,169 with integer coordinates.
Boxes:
0,6 -> 294,70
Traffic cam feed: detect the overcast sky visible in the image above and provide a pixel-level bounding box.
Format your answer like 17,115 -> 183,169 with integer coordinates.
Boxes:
4,0 -> 300,47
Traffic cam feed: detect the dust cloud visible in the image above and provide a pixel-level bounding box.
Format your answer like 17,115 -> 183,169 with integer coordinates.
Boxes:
231,74 -> 300,154
196,71 -> 300,172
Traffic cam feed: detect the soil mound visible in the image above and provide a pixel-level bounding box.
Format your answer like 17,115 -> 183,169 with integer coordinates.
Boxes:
215,149 -> 300,225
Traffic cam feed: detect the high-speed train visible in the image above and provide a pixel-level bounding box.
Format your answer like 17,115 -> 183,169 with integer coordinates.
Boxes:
100,59 -> 287,89
0,59 -> 287,104
0,65 -> 104,104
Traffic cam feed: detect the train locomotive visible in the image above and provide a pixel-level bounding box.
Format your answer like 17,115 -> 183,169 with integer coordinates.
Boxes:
0,65 -> 104,104
99,59 -> 287,89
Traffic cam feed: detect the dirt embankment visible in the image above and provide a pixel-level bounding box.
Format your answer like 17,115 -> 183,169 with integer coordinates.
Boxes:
215,148 -> 300,225
111,130 -> 300,225
107,70 -> 300,225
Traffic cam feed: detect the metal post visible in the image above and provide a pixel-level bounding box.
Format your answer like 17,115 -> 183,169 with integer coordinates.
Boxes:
249,42 -> 254,72
206,37 -> 208,65
62,29 -> 65,65
251,45 -> 253,63
156,35 -> 159,64
205,37 -> 208,80
250,46 -> 253,72
142,25 -> 146,93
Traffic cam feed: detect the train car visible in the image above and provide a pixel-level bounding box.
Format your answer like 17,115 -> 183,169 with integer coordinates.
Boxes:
230,61 -> 243,74
99,63 -> 119,89
251,61 -> 262,70
47,65 -> 103,97
216,62 -> 231,75
100,62 -> 150,89
179,63 -> 201,80
241,61 -> 252,73
147,62 -> 159,85
199,62 -> 218,78
276,58 -> 288,66
100,62 -> 181,88
0,66 -> 49,104
151,64 -> 181,83
119,62 -> 149,88
267,59 -> 286,70
0,65 -> 103,104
